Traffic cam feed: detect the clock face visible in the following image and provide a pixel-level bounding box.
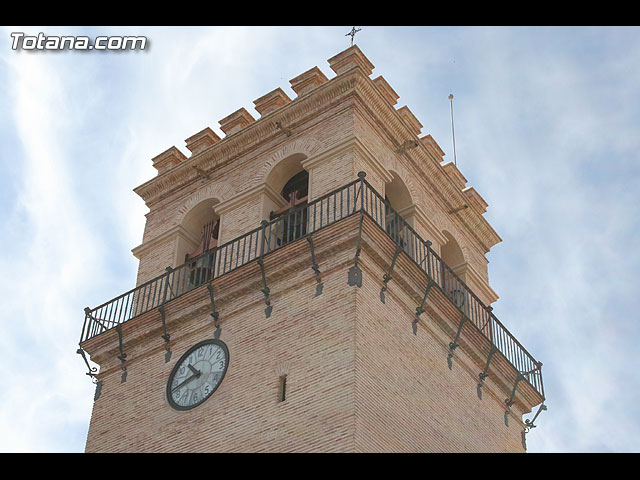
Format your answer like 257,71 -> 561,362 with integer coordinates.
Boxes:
166,338 -> 229,411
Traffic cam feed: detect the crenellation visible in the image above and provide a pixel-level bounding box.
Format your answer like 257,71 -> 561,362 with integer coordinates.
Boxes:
372,75 -> 399,106
327,44 -> 375,77
419,134 -> 446,160
185,127 -> 221,155
396,105 -> 423,136
289,66 -> 329,97
463,186 -> 488,215
441,161 -> 468,191
219,107 -> 256,136
151,146 -> 187,175
253,88 -> 292,117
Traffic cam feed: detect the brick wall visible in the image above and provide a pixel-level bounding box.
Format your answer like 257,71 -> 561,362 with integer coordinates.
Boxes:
354,243 -> 524,452
84,216 -> 529,452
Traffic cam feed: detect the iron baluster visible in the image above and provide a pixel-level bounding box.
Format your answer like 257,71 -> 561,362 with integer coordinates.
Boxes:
164,266 -> 175,302
352,171 -> 366,213
83,307 -> 109,333
426,240 -> 432,279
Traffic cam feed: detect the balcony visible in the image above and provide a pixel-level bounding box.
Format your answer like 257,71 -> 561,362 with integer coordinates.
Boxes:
79,174 -> 545,404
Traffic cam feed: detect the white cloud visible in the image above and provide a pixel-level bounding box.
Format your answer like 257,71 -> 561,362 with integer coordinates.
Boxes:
0,38 -> 102,452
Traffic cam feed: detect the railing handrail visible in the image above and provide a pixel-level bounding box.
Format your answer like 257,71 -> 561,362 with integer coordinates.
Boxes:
80,177 -> 363,342
361,177 -> 541,369
81,175 -> 543,399
358,177 -> 543,397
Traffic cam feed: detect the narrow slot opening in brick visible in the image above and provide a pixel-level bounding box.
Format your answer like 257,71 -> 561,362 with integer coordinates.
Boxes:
279,374 -> 287,402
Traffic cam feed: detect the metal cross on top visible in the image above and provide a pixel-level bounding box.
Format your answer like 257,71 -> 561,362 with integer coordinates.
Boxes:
345,27 -> 361,46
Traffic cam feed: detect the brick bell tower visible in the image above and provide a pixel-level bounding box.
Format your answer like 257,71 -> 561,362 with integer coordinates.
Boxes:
78,45 -> 546,452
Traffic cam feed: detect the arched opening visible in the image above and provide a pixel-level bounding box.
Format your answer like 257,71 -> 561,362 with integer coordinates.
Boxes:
385,173 -> 413,211
270,169 -> 310,245
384,194 -> 401,243
266,154 -> 310,246
440,231 -> 468,308
179,198 -> 220,286
265,153 -> 308,198
441,232 -> 465,271
384,173 -> 413,247
279,170 -> 309,209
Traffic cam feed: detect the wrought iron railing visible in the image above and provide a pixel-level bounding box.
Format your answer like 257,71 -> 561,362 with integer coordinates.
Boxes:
81,173 -> 544,399
357,177 -> 544,398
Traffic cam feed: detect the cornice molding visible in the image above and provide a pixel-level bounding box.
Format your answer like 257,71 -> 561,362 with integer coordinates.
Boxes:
300,136 -> 393,185
214,182 -> 286,216
132,224 -> 198,259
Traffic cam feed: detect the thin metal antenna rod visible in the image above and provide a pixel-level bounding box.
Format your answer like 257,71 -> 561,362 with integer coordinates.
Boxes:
449,93 -> 457,167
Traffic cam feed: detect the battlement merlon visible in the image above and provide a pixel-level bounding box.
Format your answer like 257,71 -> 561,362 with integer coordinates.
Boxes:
219,107 -> 256,137
253,88 -> 292,117
290,66 -> 329,97
185,127 -> 221,156
151,146 -> 187,175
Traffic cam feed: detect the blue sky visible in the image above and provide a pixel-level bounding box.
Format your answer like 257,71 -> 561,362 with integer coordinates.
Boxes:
1,26 -> 639,453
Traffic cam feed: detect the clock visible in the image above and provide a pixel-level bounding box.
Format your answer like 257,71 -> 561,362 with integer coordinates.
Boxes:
166,338 -> 229,411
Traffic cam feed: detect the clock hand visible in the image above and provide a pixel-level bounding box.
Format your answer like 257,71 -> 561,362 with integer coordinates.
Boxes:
172,365 -> 202,392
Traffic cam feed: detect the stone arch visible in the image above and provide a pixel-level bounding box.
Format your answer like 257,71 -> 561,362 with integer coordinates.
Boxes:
175,182 -> 235,227
381,155 -> 419,206
264,152 -> 313,243
441,231 -> 466,269
385,170 -> 414,212
181,198 -> 220,239
429,211 -> 449,238
175,197 -> 221,266
265,153 -> 308,197
258,136 -> 324,188
427,212 -> 465,253
440,229 -> 470,287
172,183 -> 235,266
380,166 -> 418,246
